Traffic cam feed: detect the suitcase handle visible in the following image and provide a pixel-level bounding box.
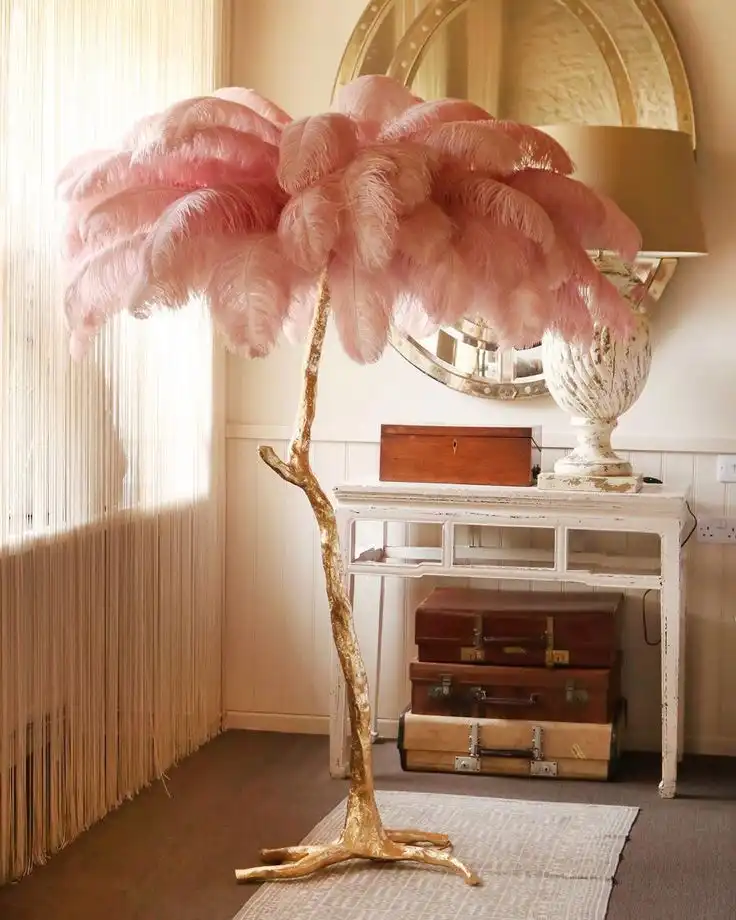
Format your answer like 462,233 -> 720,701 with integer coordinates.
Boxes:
482,635 -> 547,647
470,724 -> 543,761
476,745 -> 537,760
471,688 -> 540,707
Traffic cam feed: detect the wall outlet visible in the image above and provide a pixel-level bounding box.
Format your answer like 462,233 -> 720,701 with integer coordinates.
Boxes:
717,455 -> 736,483
697,516 -> 736,544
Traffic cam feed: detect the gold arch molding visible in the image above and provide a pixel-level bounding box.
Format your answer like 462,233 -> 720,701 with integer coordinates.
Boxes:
333,0 -> 695,401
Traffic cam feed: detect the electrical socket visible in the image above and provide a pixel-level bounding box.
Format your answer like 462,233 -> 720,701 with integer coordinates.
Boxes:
697,516 -> 736,544
717,455 -> 736,483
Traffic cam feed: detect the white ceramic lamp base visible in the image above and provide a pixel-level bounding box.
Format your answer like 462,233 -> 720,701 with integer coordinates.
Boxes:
537,417 -> 643,494
539,267 -> 651,495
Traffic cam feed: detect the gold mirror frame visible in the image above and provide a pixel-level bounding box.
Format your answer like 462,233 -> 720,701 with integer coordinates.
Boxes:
333,0 -> 696,401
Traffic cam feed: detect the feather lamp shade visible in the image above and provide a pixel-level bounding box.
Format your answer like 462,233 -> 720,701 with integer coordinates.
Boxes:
538,125 -> 707,258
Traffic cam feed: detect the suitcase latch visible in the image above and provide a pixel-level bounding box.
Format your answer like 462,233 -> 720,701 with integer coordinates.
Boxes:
543,616 -> 570,667
565,681 -> 589,705
428,675 -> 453,700
461,616 -> 486,662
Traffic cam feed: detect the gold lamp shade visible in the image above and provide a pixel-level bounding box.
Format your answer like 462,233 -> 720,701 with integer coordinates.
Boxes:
538,125 -> 707,258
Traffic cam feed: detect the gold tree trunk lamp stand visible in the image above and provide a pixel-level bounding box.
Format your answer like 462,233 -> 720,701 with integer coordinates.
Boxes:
535,126 -> 707,494
236,276 -> 481,886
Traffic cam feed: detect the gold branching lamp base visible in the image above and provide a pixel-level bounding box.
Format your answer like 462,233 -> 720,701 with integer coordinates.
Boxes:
235,277 -> 480,887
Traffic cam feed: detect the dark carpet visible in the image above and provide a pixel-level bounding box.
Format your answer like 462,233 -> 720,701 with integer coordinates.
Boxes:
1,731 -> 735,920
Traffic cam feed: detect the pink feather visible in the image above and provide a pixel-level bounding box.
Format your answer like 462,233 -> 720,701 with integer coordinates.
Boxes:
358,143 -> 433,211
213,87 -> 292,127
282,275 -> 318,344
60,193 -> 117,260
333,74 -> 420,124
61,151 -> 136,201
132,126 -> 279,178
63,232 -> 147,339
208,234 -> 293,356
491,122 -> 575,174
395,201 -> 455,265
141,96 -> 283,149
548,280 -> 596,345
55,149 -> 115,197
120,112 -> 165,149
402,249 -> 474,325
379,99 -> 492,141
328,258 -> 393,364
455,219 -> 544,293
63,148 -> 271,204
80,186 -> 182,250
587,274 -> 636,338
338,151 -> 401,271
417,121 -> 523,173
278,179 -> 343,272
392,291 -> 441,341
442,175 -> 556,252
129,181 -> 285,312
277,113 -> 358,194
510,169 -> 642,260
492,283 -> 548,348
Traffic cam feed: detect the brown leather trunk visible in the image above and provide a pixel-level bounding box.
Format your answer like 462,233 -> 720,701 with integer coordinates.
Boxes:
409,659 -> 621,724
415,587 -> 622,668
379,425 -> 542,487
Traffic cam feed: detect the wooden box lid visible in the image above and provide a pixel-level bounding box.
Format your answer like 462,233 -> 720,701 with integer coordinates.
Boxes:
381,425 -> 538,440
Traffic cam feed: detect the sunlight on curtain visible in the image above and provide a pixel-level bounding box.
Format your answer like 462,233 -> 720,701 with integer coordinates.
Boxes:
0,0 -> 228,883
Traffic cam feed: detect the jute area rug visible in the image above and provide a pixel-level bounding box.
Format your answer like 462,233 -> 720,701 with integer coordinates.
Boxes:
234,790 -> 638,920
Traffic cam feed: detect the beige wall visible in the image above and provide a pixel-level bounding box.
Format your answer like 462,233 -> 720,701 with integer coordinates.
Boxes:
224,0 -> 736,755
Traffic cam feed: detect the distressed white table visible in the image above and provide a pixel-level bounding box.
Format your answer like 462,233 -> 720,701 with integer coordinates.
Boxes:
332,481 -> 689,798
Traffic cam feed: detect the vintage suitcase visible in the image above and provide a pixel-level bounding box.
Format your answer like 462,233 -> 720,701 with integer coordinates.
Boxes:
398,708 -> 624,781
410,659 -> 620,724
378,425 -> 542,487
415,587 -> 623,668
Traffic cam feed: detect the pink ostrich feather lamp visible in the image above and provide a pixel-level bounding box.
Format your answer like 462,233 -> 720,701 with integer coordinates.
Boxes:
56,74 -> 641,887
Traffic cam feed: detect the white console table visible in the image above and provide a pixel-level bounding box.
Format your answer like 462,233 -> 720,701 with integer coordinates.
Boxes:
332,481 -> 689,797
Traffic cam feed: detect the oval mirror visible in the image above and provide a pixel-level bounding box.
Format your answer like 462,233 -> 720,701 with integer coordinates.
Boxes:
334,0 -> 694,400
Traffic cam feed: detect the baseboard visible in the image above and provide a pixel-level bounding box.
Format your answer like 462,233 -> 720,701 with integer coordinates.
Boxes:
224,712 -> 736,758
683,736 -> 736,757
224,711 -> 400,738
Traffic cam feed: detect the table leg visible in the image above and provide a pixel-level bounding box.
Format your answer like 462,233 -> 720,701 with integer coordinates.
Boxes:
677,552 -> 687,762
329,514 -> 354,779
371,573 -> 386,743
659,527 -> 682,799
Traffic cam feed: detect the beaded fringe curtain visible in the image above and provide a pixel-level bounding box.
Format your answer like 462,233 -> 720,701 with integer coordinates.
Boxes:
0,0 -> 228,883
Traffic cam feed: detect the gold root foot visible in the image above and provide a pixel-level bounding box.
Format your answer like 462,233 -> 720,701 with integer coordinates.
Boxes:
235,844 -> 351,882
259,846 -> 322,864
235,838 -> 479,886
392,843 -> 481,886
385,829 -> 452,849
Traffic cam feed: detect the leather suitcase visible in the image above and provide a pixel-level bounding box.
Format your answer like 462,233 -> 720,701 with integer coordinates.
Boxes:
415,587 -> 623,668
398,709 -> 624,781
409,658 -> 620,724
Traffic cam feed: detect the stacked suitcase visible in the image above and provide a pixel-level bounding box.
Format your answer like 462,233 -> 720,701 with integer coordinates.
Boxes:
398,587 -> 626,781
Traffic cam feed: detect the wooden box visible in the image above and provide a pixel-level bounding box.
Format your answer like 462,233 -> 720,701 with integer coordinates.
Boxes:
415,587 -> 623,669
409,659 -> 621,724
398,709 -> 624,781
379,425 -> 542,487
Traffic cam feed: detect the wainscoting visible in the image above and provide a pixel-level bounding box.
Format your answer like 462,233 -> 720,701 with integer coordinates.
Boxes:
224,429 -> 736,757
